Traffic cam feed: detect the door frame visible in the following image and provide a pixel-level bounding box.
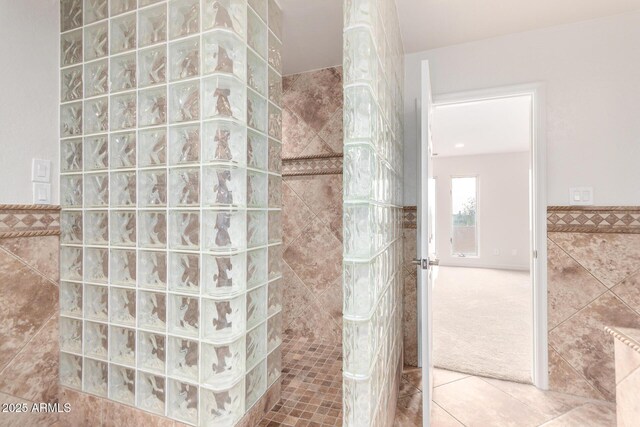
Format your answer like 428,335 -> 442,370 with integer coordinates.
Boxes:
429,83 -> 549,389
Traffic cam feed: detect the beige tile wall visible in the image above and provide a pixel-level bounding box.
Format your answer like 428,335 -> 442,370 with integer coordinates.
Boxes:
281,67 -> 344,342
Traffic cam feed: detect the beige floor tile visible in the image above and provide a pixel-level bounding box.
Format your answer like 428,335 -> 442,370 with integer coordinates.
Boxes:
432,403 -> 464,427
539,402 -> 616,426
434,368 -> 469,388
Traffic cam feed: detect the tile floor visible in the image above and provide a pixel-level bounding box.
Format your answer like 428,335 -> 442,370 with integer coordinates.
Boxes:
395,366 -> 617,426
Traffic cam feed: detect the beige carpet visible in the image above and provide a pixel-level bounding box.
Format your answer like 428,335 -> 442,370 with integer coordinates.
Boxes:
433,266 -> 532,383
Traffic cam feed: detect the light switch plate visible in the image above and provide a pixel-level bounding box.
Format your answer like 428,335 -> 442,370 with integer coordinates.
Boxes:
32,159 -> 51,183
569,187 -> 593,206
33,183 -> 51,204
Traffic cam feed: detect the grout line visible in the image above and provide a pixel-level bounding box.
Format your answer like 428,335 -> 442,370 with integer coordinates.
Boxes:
0,245 -> 59,289
433,401 -> 468,427
548,347 -> 607,401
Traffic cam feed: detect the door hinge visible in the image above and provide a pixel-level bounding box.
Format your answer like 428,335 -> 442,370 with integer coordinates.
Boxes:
533,250 -> 538,259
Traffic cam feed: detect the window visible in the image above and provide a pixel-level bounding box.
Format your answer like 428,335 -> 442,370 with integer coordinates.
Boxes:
451,176 -> 478,256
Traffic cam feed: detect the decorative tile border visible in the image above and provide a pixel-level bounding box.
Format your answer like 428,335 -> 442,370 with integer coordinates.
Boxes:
548,206 -> 640,234
605,326 -> 640,355
0,205 -> 60,238
403,206 -> 417,229
282,154 -> 343,176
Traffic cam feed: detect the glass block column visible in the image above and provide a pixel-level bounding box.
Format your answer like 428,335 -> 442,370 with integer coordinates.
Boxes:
342,0 -> 405,425
59,0 -> 282,425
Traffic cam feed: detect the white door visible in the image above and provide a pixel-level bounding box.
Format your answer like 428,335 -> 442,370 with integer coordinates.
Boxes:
417,60 -> 437,427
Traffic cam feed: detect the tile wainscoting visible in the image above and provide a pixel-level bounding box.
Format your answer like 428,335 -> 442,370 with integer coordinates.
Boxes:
401,206 -> 640,404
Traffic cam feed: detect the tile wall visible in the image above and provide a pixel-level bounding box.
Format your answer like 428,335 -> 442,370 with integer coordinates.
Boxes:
342,0 -> 406,425
58,0 -> 283,425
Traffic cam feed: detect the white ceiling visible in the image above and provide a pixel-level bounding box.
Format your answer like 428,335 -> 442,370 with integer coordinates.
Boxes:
431,96 -> 531,158
280,0 -> 640,74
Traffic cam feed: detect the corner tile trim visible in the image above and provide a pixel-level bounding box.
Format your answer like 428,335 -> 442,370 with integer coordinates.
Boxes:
403,206 -> 417,229
605,326 -> 640,355
548,206 -> 640,234
0,205 -> 60,238
282,154 -> 343,176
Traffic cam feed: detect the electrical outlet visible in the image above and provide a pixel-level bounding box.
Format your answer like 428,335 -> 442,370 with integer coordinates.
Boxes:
32,159 -> 51,183
33,183 -> 51,204
569,187 -> 593,206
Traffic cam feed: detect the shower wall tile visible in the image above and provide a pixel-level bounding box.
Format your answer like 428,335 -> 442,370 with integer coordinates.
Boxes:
59,1 -> 282,424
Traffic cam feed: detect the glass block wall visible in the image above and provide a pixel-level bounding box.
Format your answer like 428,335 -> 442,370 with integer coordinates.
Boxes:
58,0 -> 283,425
342,0 -> 405,425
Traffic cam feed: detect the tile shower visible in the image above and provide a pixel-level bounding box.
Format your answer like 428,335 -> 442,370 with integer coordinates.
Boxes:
58,0 -> 283,425
342,0 -> 406,426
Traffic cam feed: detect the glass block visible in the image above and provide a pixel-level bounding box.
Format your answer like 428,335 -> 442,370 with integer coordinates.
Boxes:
268,103 -> 282,140
247,171 -> 267,208
138,251 -> 167,289
248,0 -> 266,21
61,211 -> 83,245
110,53 -> 137,92
85,284 -> 108,320
111,0 -> 136,16
168,337 -> 199,380
344,27 -> 377,85
268,244 -> 282,279
110,172 -> 136,207
247,91 -> 267,133
247,8 -> 267,59
61,139 -> 83,173
246,248 -> 267,288
139,128 -> 167,166
139,169 -> 167,206
267,210 -> 281,244
267,311 -> 282,351
110,211 -> 136,247
140,0 -> 163,6
85,59 -> 109,97
169,37 -> 200,81
200,382 -> 244,426
84,97 -> 109,134
169,80 -> 200,123
110,92 -> 137,130
202,30 -> 246,80
267,139 -> 281,173
168,295 -> 199,337
139,46 -> 167,87
84,248 -> 108,284
202,120 -> 246,165
343,318 -> 375,377
84,173 -> 109,207
267,0 -> 282,40
344,204 -> 374,258
344,144 -> 375,200
84,321 -> 109,359
84,0 -> 107,24
203,0 -> 246,37
110,326 -> 136,366
202,75 -> 245,119
202,252 -> 246,296
61,0 -> 83,31
247,130 -> 267,170
344,85 -> 376,141
245,360 -> 266,408
109,365 -> 136,405
139,3 -> 167,48
110,249 -> 137,286
169,168 -> 200,206
246,285 -> 267,330
61,66 -> 83,102
59,352 -> 83,389
111,13 -> 137,54
247,211 -> 267,248
168,252 -> 200,294
61,29 -> 83,67
137,372 -> 166,414
84,135 -> 108,170
267,345 -> 281,386
167,379 -> 198,424
202,337 -> 245,387
169,124 -> 200,165
84,22 -> 108,61
202,210 -> 246,253
61,281 -> 83,316
139,211 -> 167,248
202,295 -> 245,342
84,358 -> 108,396
60,246 -> 83,281
138,290 -> 167,331
139,86 -> 168,126
138,331 -> 166,373
60,317 -> 82,353
169,0 -> 200,39
268,174 -> 281,208
247,51 -> 267,97
202,166 -> 246,207
60,102 -> 83,137
268,67 -> 282,106
267,278 -> 282,315
267,32 -> 282,74
169,211 -> 200,250
343,261 -> 375,318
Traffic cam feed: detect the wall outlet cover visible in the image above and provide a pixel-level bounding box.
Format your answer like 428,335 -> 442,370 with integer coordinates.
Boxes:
32,159 -> 52,183
569,187 -> 593,206
33,183 -> 51,204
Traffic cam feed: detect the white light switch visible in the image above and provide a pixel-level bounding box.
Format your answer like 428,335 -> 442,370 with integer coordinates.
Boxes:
32,159 -> 51,183
33,183 -> 51,204
569,187 -> 593,206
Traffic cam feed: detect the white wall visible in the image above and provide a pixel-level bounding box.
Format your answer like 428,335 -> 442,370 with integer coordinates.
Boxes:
404,11 -> 640,206
0,0 -> 59,204
434,152 -> 530,270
